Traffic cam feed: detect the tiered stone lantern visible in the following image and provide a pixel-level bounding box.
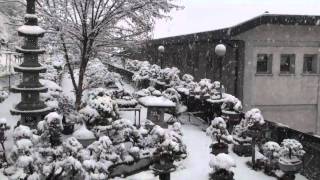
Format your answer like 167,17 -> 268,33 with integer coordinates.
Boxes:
10,0 -> 51,127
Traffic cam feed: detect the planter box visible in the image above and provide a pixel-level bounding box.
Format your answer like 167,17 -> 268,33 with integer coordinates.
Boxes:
210,143 -> 229,155
109,157 -> 153,178
278,157 -> 303,173
232,136 -> 252,157
221,110 -> 242,133
210,169 -> 234,180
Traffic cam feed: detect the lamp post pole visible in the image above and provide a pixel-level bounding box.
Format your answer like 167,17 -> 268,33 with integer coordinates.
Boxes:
215,44 -> 226,99
158,45 -> 165,68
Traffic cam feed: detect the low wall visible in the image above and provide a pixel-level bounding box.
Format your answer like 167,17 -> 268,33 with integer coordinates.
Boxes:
107,64 -> 320,180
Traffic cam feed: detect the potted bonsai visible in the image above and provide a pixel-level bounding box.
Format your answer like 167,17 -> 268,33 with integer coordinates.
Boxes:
278,139 -> 305,180
232,120 -> 252,157
261,141 -> 281,175
220,94 -> 243,133
245,108 -> 265,169
206,117 -> 233,155
209,153 -> 236,180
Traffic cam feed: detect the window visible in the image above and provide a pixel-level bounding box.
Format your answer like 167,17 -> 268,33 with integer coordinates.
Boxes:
256,54 -> 272,74
303,54 -> 318,74
280,54 -> 295,74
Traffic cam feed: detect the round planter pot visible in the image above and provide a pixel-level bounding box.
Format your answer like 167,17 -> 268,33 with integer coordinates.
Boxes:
221,110 -> 241,133
210,143 -> 229,155
233,143 -> 252,157
278,157 -> 302,173
210,169 -> 234,180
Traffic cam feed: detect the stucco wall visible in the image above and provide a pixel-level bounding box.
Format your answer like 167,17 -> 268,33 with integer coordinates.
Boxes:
235,24 -> 320,134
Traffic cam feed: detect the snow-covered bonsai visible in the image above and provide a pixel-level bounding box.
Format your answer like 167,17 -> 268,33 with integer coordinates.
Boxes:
132,66 -> 151,88
262,141 -> 280,174
210,81 -> 224,100
206,117 -> 233,155
192,78 -> 212,99
209,153 -> 236,180
221,94 -> 243,132
40,79 -> 62,111
157,67 -> 181,86
57,94 -> 76,134
113,89 -> 138,108
221,94 -> 242,113
277,139 -> 305,180
37,112 -> 63,147
175,73 -> 195,95
83,88 -> 120,126
0,118 -> 10,165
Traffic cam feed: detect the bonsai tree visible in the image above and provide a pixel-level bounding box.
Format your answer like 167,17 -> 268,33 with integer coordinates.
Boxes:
83,88 -> 120,126
37,112 -> 63,147
221,94 -> 242,113
262,141 -> 281,175
206,117 -> 233,155
175,74 -> 197,96
210,81 -> 225,100
0,118 -> 10,164
278,139 -> 305,180
40,79 -> 62,111
113,89 -> 138,108
279,139 -> 305,160
193,78 -> 212,99
209,153 -> 236,180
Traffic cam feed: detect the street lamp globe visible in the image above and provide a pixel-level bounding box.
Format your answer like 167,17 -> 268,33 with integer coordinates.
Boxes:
158,45 -> 165,53
215,44 -> 226,57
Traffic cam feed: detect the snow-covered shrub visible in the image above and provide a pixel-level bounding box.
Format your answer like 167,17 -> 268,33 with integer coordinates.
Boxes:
210,81 -> 225,99
83,88 -> 119,125
162,88 -> 181,103
108,119 -> 142,145
279,139 -> 305,160
206,117 -> 232,144
149,64 -> 161,79
209,153 -> 236,173
85,58 -> 121,89
262,141 -> 280,160
181,74 -> 194,83
158,67 -> 180,85
134,88 -> 151,97
221,94 -> 242,112
244,108 -> 265,127
40,54 -> 64,83
153,125 -> 187,161
132,66 -> 150,82
40,79 -> 62,110
126,60 -> 150,72
113,89 -> 138,108
79,105 -> 100,125
37,112 -> 63,147
0,89 -> 8,103
62,137 -> 84,157
13,125 -> 33,141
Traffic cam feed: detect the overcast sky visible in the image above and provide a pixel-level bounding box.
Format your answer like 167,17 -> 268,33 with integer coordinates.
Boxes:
153,0 -> 320,38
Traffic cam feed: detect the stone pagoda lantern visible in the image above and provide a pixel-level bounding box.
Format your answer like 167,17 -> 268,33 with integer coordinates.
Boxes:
10,0 -> 51,127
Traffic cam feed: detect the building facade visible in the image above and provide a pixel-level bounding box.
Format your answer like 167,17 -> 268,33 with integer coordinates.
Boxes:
142,14 -> 320,134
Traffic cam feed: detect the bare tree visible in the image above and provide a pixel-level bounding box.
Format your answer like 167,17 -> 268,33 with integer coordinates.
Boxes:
36,0 -> 180,109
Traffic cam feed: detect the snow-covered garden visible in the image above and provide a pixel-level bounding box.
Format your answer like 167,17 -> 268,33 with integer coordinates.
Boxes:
0,0 -> 313,180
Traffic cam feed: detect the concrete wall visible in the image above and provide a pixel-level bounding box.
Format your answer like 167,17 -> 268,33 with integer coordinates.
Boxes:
235,25 -> 320,134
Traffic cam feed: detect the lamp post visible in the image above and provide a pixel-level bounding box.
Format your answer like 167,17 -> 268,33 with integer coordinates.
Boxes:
214,43 -> 226,80
158,45 -> 165,68
215,44 -> 226,99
